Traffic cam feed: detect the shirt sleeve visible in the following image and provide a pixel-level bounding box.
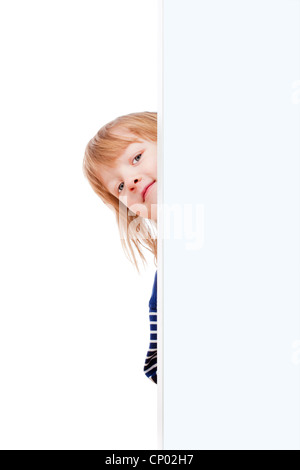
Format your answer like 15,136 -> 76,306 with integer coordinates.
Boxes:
143,270 -> 157,384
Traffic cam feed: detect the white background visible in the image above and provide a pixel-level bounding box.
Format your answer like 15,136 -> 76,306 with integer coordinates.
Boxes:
0,0 -> 158,450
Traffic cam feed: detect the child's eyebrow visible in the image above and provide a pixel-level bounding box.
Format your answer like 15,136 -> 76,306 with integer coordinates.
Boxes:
119,143 -> 145,164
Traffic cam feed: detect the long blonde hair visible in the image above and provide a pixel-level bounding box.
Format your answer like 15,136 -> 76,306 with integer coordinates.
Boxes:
82,111 -> 157,274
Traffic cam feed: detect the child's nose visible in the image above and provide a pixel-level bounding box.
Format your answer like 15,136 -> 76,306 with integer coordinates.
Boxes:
129,176 -> 141,186
128,176 -> 142,193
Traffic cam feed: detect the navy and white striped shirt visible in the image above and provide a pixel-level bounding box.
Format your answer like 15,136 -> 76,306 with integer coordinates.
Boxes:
143,270 -> 157,384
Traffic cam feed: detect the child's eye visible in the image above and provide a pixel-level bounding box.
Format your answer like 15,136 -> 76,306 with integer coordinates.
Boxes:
117,153 -> 143,194
133,153 -> 142,164
118,182 -> 124,193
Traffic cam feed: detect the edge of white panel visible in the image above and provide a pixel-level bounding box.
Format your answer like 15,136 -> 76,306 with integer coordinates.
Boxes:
157,0 -> 164,451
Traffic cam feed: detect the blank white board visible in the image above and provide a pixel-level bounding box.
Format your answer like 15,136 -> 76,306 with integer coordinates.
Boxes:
161,0 -> 300,450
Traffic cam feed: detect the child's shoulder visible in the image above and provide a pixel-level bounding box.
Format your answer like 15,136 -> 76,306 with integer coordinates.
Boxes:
149,270 -> 157,312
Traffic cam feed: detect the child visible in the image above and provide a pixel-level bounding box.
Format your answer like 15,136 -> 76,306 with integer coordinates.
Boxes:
82,111 -> 158,384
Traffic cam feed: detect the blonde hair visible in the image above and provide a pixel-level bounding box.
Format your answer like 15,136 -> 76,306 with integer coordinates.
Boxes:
82,111 -> 157,274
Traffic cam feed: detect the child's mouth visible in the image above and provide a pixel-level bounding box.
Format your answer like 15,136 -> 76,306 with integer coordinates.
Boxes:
143,181 -> 156,202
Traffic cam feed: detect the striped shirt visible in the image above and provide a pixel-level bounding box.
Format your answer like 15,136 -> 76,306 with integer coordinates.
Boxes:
143,270 -> 157,384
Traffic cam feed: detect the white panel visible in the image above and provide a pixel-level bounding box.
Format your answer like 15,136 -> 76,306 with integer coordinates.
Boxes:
162,0 -> 300,450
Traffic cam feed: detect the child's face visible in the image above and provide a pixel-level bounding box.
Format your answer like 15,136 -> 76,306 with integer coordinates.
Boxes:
98,130 -> 157,222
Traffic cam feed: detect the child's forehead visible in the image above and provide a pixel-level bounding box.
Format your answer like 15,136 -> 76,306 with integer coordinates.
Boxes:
98,134 -> 145,176
110,129 -> 145,158
111,126 -> 131,137
111,126 -> 141,142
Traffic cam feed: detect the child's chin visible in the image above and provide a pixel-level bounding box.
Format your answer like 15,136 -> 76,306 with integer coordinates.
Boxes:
131,204 -> 157,221
148,204 -> 157,222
